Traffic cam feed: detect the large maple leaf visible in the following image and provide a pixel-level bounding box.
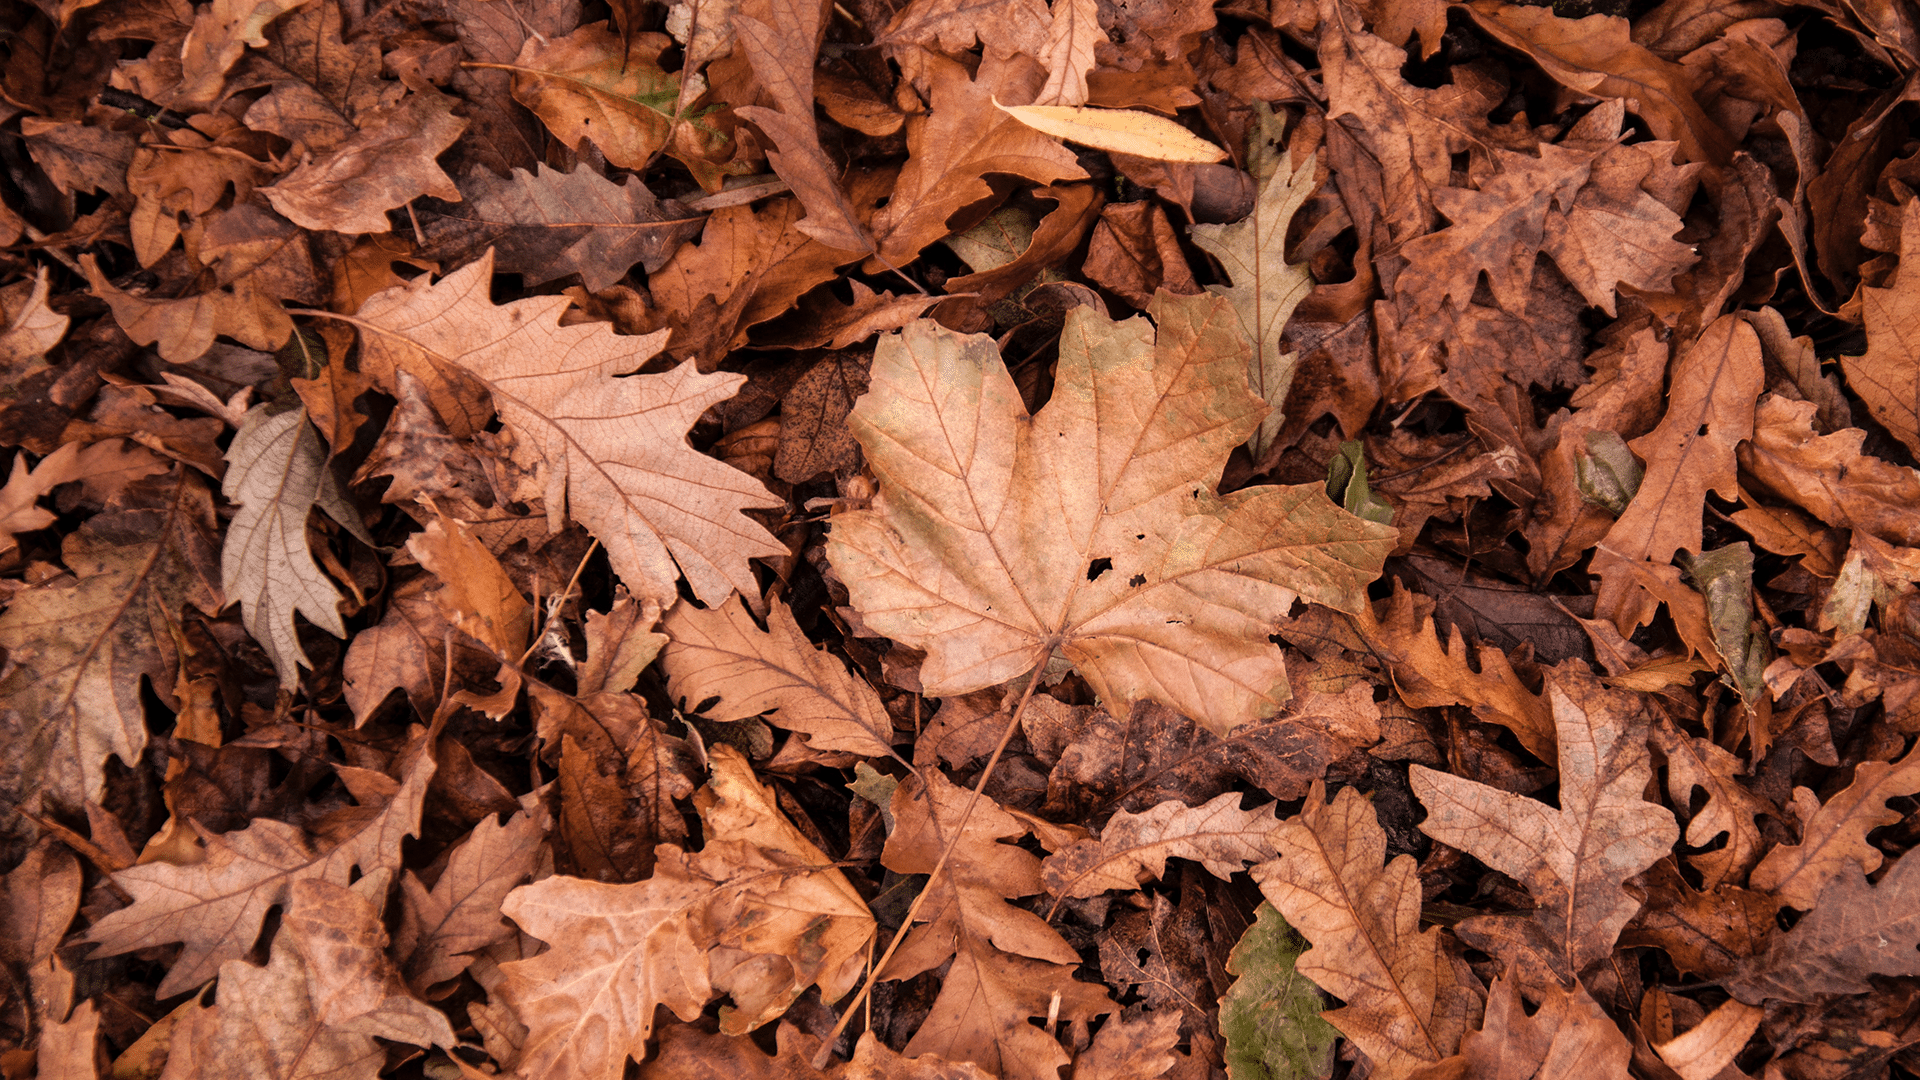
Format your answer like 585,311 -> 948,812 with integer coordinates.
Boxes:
344,250 -> 786,607
826,290 -> 1396,736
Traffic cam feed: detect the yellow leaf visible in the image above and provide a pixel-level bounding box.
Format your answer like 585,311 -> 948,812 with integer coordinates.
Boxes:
992,99 -> 1227,163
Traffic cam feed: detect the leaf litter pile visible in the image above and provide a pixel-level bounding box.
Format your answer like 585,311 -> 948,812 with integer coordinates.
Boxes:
11,0 -> 1920,1075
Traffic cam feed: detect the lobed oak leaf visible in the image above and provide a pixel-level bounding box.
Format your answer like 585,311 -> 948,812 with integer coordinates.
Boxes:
1729,848 -> 1920,1003
1041,791 -> 1280,898
1395,145 -> 1591,317
1189,104 -> 1317,461
416,165 -> 707,291
36,999 -> 102,1080
1219,901 -> 1339,1080
1073,1011 -> 1182,1080
221,404 -> 372,688
281,875 -> 458,1049
0,470 -> 221,827
1650,715 -> 1774,890
175,0 -> 319,106
1748,739 -> 1920,910
262,89 -> 468,235
81,749 -> 434,998
1252,781 -> 1481,1080
1620,859 -> 1776,981
877,0 -> 1050,63
81,254 -> 292,364
1597,314 -> 1763,571
1406,974 -> 1632,1080
501,744 -> 872,1078
345,250 -> 786,607
826,290 -> 1396,738
395,806 -> 547,990
732,0 -> 872,253
407,509 -> 532,662
662,594 -> 899,760
1409,676 -> 1679,985
1844,200 -> 1920,458
1740,394 -> 1920,547
867,49 -> 1087,266
879,768 -> 1111,1080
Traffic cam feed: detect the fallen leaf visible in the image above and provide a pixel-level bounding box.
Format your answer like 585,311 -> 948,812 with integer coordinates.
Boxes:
1748,739 -> 1920,910
1218,901 -> 1340,1080
1729,847 -> 1920,1003
1073,1011 -> 1182,1080
1653,996 -> 1764,1080
416,165 -> 706,291
263,89 -> 467,235
826,291 -> 1396,737
878,768 -> 1111,1080
1041,792 -> 1280,898
81,750 -> 433,998
1252,782 -> 1481,1080
1409,974 -> 1633,1080
347,251 -> 787,606
281,875 -> 458,1048
1409,675 -> 1679,984
996,101 -> 1229,163
395,806 -> 546,990
662,594 -> 898,760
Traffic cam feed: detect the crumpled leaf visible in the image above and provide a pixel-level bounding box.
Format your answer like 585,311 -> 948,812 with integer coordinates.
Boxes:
1252,782 -> 1481,1080
0,470 -> 221,824
661,594 -> 898,760
1041,792 -> 1280,898
81,750 -> 434,998
262,90 -> 467,235
1189,104 -> 1316,460
220,404 -> 369,688
827,290 -> 1396,737
1073,1011 -> 1182,1080
347,251 -> 787,607
1410,676 -> 1679,985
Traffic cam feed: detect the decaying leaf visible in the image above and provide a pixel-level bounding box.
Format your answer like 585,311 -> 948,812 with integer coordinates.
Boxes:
1219,902 -> 1340,1080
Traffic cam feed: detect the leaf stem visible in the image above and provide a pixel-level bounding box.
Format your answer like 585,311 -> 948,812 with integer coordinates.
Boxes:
811,655 -> 1051,1068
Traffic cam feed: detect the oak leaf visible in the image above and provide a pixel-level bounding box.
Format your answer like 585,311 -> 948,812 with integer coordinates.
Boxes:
662,594 -> 898,760
81,254 -> 291,364
1189,104 -> 1316,460
82,750 -> 434,998
1041,792 -> 1280,898
1652,997 -> 1764,1080
221,404 -> 371,688
499,746 -> 872,1078
1844,200 -> 1920,457
1218,902 -> 1340,1080
826,290 -> 1396,737
1410,677 -> 1679,985
1597,314 -> 1763,570
878,768 -> 1111,1080
0,470 -> 221,824
280,876 -> 457,1049
395,806 -> 547,990
346,250 -> 786,607
1407,974 -> 1632,1080
262,89 -> 467,235
868,49 -> 1086,265
1739,393 -> 1920,547
1252,781 -> 1481,1080
417,165 -> 707,291
1620,858 -> 1776,980
1748,739 -> 1920,910
1650,715 -> 1774,890
1395,145 -> 1591,317
732,0 -> 872,253
1073,1011 -> 1182,1080
1728,849 -> 1920,1003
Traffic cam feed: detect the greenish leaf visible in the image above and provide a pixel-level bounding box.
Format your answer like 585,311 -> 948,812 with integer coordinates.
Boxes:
1221,902 -> 1339,1080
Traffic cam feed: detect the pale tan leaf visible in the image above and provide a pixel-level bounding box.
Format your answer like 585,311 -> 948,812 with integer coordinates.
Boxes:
662,595 -> 897,760
1041,792 -> 1280,898
220,405 -> 354,688
995,101 -> 1229,163
34,999 -> 101,1080
1072,1010 -> 1181,1080
396,807 -> 546,990
1034,0 -> 1101,106
407,510 -> 533,660
348,251 -> 786,607
1190,104 -> 1316,460
282,876 -> 458,1049
1654,997 -> 1763,1080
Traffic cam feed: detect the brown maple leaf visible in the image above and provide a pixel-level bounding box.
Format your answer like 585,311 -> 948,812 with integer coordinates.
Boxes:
826,290 -> 1396,737
1410,676 -> 1679,987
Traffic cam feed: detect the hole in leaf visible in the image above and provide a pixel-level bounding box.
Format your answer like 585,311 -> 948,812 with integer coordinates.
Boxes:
1086,557 -> 1113,581
1128,574 -> 1146,587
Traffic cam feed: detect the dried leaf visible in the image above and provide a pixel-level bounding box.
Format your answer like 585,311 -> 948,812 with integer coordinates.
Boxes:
82,751 -> 433,998
1041,792 -> 1280,898
262,90 -> 467,235
997,102 -> 1229,163
1252,782 -> 1481,1080
1748,739 -> 1920,910
1729,847 -> 1920,1002
1219,902 -> 1340,1080
827,291 -> 1396,737
662,594 -> 897,759
348,251 -> 786,606
1410,676 -> 1678,983
1410,974 -> 1633,1080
